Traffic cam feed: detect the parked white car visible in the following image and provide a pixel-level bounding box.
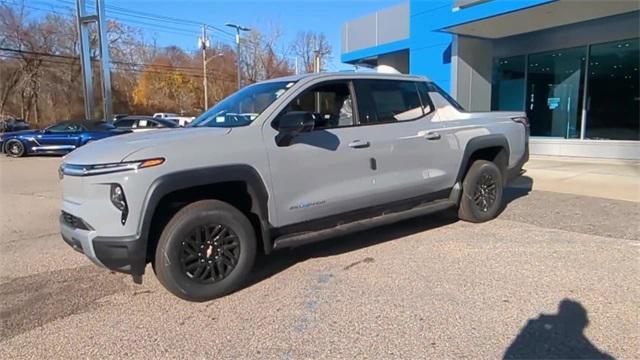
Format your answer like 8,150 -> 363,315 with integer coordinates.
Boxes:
152,112 -> 179,119
113,116 -> 179,132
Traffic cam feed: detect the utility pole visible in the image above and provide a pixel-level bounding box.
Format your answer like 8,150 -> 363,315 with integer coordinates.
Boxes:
75,0 -> 112,121
225,23 -> 251,90
313,50 -> 322,73
199,25 -> 210,110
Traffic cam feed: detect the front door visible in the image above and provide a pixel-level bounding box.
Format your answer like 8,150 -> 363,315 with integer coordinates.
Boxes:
264,80 -> 376,227
37,122 -> 82,150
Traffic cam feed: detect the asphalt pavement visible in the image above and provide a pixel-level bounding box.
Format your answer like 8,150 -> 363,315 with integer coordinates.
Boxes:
0,156 -> 638,359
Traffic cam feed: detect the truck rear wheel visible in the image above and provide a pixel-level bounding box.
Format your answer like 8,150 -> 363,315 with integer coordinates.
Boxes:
154,200 -> 256,301
458,160 -> 503,223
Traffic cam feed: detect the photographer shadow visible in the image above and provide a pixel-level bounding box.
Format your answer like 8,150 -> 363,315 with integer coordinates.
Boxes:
504,299 -> 615,359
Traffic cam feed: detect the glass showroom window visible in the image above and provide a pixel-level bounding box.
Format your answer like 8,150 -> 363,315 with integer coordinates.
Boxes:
526,47 -> 586,139
492,55 -> 526,111
585,38 -> 639,140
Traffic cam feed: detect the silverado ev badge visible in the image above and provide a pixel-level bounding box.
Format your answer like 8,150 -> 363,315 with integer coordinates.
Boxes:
290,200 -> 327,210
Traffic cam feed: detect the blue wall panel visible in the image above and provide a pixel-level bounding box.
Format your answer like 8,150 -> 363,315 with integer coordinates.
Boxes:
341,0 -> 556,92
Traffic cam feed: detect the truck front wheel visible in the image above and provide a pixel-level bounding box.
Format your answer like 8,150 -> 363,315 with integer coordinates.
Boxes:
458,160 -> 503,223
154,200 -> 257,301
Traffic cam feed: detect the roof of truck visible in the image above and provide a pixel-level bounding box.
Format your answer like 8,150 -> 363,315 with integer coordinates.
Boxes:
261,71 -> 431,84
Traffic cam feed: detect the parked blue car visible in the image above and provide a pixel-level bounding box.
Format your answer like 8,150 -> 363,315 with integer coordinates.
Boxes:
0,120 -> 129,157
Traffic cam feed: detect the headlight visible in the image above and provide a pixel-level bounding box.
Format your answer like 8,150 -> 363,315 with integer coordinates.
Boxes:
110,184 -> 129,225
61,157 -> 165,176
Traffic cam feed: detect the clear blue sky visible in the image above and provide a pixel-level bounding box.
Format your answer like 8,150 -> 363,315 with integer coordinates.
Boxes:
33,0 -> 401,70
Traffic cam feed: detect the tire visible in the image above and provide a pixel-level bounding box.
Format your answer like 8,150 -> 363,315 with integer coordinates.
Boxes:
5,139 -> 25,157
458,160 -> 503,223
154,200 -> 257,302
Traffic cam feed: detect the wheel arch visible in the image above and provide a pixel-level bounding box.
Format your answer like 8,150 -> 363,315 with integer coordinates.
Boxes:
455,134 -> 510,185
140,165 -> 272,266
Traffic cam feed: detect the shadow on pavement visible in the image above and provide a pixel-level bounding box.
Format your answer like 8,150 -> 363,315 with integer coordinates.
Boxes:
503,299 -> 615,360
247,210 -> 459,288
246,176 -> 533,289
503,175 -> 534,206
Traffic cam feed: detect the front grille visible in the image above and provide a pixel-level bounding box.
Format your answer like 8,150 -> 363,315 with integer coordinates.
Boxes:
61,211 -> 92,230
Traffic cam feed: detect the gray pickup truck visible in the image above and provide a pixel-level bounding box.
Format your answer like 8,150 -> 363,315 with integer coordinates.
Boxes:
59,72 -> 529,301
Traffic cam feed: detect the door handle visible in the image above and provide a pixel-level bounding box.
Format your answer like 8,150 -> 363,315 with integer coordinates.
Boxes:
424,131 -> 441,140
348,140 -> 370,148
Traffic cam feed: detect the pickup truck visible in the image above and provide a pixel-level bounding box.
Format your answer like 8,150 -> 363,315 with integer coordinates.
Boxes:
59,72 -> 529,301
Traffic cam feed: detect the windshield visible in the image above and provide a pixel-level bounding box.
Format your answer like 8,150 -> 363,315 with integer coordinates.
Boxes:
191,81 -> 295,127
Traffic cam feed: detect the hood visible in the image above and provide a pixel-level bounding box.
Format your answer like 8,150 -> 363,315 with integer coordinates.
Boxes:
63,127 -> 231,165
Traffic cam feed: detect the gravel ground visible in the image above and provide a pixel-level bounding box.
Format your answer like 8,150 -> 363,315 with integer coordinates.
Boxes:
0,156 -> 638,359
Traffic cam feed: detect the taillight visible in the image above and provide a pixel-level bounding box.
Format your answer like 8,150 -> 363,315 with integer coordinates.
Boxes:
511,116 -> 529,128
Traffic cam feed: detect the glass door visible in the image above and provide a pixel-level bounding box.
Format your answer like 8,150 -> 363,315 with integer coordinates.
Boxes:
526,47 -> 586,138
585,38 -> 639,140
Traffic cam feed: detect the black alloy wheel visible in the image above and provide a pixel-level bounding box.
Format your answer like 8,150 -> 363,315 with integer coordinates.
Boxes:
180,224 -> 241,282
457,159 -> 503,223
473,172 -> 497,212
6,140 -> 25,157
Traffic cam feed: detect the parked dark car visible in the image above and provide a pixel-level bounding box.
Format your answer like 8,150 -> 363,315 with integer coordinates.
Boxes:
113,116 -> 180,132
0,120 -> 129,157
0,118 -> 30,132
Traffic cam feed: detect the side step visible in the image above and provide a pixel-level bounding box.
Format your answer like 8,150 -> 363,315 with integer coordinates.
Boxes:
272,199 -> 455,250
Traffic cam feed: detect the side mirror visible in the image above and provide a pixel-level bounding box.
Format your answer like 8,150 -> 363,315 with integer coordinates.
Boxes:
275,111 -> 315,146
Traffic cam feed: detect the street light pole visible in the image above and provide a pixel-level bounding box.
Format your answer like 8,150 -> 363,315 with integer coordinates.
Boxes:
199,25 -> 210,110
225,23 -> 250,90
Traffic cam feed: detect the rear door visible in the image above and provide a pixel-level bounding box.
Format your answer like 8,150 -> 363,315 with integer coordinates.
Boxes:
353,79 -> 453,204
263,80 -> 378,227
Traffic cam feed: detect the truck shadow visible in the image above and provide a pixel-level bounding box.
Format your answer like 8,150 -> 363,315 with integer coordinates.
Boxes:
503,299 -> 615,359
247,175 -> 533,288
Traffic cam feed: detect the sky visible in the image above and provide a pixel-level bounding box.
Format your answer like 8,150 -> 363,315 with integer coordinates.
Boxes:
31,0 -> 401,71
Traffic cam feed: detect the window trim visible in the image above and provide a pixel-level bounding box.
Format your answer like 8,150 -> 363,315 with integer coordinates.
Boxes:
427,82 -> 465,112
416,82 -> 436,117
271,79 -> 435,132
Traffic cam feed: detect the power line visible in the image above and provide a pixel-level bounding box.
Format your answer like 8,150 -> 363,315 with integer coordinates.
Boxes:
0,47 -> 237,79
2,52 -> 236,82
54,0 -> 235,40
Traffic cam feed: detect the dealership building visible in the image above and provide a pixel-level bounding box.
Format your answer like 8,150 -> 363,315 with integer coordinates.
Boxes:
341,0 -> 639,159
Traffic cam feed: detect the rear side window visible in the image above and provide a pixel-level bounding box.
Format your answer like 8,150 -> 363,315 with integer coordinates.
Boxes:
115,119 -> 134,128
426,82 -> 465,111
355,80 -> 427,124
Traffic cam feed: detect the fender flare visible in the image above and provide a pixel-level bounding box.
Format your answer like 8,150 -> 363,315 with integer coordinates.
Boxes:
138,164 -> 272,256
455,134 -> 510,183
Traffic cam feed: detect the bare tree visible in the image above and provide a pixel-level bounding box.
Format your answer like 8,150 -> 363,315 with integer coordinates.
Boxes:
291,30 -> 332,73
0,2 -> 316,125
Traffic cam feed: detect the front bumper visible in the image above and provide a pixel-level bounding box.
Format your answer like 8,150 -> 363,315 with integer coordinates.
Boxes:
60,214 -> 147,277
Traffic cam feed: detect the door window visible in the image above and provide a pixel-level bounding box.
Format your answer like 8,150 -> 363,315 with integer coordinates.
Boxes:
115,119 -> 135,128
46,122 -> 82,132
355,80 -> 426,124
278,81 -> 354,129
